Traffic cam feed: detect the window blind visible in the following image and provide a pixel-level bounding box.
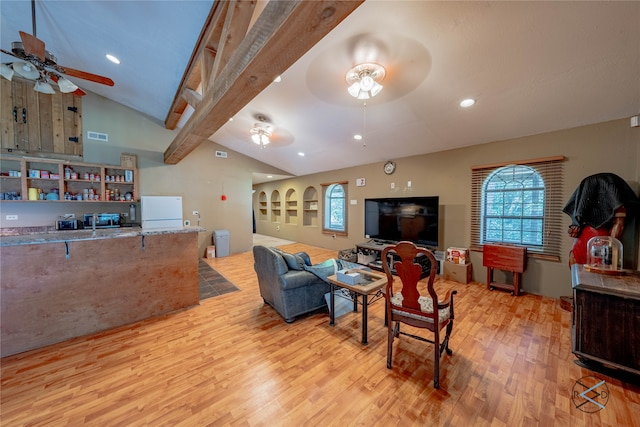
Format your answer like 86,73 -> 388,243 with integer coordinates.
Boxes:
470,156 -> 565,261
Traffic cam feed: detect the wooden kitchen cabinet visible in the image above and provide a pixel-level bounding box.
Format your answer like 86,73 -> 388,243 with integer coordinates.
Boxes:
0,77 -> 82,158
571,264 -> 640,375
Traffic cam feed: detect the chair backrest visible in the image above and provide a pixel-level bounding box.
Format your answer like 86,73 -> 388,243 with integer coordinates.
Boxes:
382,241 -> 438,317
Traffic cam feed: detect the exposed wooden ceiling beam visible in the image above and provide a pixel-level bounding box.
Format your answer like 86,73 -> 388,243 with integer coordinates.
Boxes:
207,1 -> 256,91
163,0 -> 364,164
164,1 -> 228,130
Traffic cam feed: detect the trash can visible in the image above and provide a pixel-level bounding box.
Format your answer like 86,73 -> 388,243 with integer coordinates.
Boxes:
213,230 -> 230,257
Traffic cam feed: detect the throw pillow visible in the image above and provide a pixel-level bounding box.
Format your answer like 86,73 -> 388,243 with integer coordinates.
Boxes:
272,247 -> 305,271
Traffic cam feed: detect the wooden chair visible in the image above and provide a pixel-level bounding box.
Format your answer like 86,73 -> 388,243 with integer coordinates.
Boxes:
381,241 -> 457,388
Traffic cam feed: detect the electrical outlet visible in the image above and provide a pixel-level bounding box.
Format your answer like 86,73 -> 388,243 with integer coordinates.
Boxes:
192,210 -> 199,216
5,215 -> 18,220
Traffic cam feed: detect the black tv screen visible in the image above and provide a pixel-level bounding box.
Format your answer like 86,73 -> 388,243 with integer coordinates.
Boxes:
364,196 -> 439,248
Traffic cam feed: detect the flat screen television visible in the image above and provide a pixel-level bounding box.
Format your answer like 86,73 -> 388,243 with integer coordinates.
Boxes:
364,196 -> 439,248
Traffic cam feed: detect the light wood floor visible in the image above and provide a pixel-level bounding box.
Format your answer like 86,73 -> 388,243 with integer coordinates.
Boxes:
1,243 -> 639,426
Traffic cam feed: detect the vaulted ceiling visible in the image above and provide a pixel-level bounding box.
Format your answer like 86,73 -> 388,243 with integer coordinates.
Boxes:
2,1 -> 639,183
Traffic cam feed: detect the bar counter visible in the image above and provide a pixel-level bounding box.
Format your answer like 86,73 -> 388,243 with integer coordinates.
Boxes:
0,226 -> 202,246
0,226 -> 205,357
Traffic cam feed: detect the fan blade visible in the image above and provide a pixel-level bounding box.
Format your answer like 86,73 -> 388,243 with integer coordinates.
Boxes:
53,64 -> 114,86
47,72 -> 87,96
1,48 -> 21,60
19,31 -> 45,61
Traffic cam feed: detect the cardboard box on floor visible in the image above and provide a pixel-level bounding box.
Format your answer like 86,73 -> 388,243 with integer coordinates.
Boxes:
206,245 -> 216,258
443,261 -> 472,284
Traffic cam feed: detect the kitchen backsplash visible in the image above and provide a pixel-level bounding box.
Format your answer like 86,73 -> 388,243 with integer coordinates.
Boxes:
0,202 -> 136,229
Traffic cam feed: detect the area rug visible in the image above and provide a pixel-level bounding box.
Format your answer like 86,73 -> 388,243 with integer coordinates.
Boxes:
198,259 -> 240,301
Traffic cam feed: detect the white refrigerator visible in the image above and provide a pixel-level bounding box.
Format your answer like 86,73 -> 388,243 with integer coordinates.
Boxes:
141,196 -> 183,229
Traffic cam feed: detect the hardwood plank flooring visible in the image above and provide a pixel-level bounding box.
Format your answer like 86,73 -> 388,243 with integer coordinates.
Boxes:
1,243 -> 639,426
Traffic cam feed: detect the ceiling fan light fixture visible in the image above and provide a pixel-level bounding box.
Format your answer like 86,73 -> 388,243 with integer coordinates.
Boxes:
0,63 -> 14,81
345,63 -> 386,100
57,76 -> 78,93
250,123 -> 272,148
13,61 -> 39,80
34,78 -> 55,94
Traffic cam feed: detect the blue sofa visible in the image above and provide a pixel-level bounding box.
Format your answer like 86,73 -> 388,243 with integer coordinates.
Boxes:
252,245 -> 331,323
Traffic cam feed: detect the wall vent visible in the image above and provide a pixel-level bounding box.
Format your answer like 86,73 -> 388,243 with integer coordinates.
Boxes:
215,150 -> 228,158
87,131 -> 109,142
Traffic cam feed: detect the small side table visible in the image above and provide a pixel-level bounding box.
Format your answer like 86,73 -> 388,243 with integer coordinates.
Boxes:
483,244 -> 527,296
327,269 -> 386,345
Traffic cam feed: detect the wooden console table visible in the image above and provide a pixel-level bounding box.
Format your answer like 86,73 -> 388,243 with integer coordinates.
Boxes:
483,244 -> 527,296
571,264 -> 640,375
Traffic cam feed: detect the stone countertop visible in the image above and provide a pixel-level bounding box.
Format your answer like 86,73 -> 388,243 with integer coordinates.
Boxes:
0,226 -> 206,247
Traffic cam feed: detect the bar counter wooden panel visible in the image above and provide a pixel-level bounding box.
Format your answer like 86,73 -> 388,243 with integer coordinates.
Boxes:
0,232 -> 198,357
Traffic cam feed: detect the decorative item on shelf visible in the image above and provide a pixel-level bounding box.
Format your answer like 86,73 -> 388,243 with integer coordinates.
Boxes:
121,153 -> 137,168
585,236 -> 625,275
28,187 -> 38,200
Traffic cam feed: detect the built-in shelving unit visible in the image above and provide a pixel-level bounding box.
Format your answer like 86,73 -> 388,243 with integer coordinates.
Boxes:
270,190 -> 281,223
285,188 -> 297,225
0,155 -> 138,203
258,191 -> 267,221
302,186 -> 318,227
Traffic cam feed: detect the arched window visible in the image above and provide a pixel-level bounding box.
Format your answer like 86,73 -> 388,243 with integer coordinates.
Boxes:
322,182 -> 347,234
482,165 -> 544,246
471,157 -> 564,260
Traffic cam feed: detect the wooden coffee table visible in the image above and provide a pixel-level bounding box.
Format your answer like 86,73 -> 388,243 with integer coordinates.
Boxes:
327,269 -> 387,345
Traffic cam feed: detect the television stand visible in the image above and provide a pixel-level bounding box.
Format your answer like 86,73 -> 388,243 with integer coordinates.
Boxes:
356,241 -> 439,276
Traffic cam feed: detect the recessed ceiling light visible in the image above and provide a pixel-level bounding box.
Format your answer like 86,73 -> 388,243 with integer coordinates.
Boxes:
460,98 -> 476,108
106,54 -> 120,64
353,134 -> 363,140
267,175 -> 273,179
298,152 -> 305,156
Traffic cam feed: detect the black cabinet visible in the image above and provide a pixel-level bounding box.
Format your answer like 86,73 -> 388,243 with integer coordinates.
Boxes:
571,264 -> 640,375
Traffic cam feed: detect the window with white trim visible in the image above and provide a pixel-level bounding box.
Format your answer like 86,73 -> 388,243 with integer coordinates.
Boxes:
471,157 -> 565,260
322,182 -> 347,234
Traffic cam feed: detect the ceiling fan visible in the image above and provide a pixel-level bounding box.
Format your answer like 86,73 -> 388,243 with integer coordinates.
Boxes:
0,0 -> 114,96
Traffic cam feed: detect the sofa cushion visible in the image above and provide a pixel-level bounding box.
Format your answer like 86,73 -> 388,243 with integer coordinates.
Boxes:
272,247 -> 306,270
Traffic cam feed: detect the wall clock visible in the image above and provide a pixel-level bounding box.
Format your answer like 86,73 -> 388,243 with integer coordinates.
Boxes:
384,161 -> 396,175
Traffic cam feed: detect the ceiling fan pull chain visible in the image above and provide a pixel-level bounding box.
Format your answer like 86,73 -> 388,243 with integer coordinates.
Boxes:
362,100 -> 367,147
